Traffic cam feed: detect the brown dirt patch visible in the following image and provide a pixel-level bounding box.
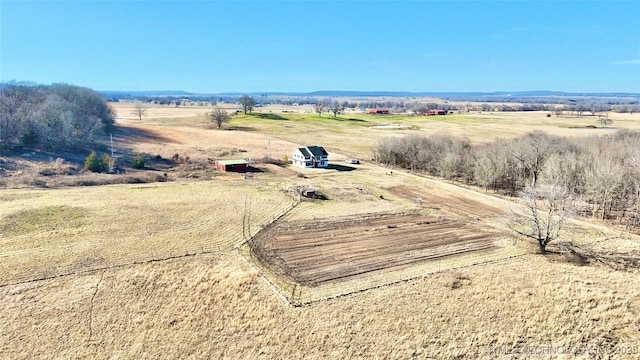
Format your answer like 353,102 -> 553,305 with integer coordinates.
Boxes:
252,212 -> 497,287
386,185 -> 505,220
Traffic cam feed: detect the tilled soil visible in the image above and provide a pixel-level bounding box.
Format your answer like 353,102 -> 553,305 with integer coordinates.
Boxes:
253,212 -> 498,287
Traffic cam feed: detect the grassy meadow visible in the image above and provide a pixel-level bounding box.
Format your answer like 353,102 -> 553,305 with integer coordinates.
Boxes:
110,101 -> 640,160
1,102 -> 640,358
0,181 -> 294,285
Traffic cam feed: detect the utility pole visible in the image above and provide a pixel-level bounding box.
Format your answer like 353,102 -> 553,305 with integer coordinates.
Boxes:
109,133 -> 116,173
110,134 -> 114,159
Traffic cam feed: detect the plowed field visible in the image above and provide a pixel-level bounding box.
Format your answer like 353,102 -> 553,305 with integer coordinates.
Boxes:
253,212 -> 498,287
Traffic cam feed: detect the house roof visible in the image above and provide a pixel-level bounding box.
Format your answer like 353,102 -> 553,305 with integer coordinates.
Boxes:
307,146 -> 328,157
297,147 -> 311,158
216,159 -> 248,166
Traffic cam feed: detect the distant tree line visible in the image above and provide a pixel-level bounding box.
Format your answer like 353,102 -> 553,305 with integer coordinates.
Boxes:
104,91 -> 640,115
0,82 -> 115,152
373,130 -> 640,230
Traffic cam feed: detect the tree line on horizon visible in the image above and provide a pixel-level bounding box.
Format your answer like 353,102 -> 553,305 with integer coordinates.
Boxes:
107,89 -> 639,116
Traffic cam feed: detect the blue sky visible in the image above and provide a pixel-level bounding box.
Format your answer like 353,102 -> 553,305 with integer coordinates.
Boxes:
1,1 -> 639,93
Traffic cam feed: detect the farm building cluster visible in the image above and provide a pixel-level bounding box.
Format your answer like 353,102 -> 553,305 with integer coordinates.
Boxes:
214,146 -> 330,172
366,108 -> 447,115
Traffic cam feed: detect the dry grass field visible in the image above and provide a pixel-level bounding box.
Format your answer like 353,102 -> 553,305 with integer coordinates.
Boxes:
2,103 -> 640,358
0,181 -> 294,285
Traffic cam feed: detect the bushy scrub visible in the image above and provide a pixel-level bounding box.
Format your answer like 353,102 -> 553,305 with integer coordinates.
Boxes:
84,151 -> 103,172
84,152 -> 114,173
133,155 -> 145,169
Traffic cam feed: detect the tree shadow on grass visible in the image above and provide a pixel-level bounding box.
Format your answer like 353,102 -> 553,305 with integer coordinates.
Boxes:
112,124 -> 179,145
550,242 -> 640,271
226,126 -> 257,131
322,116 -> 367,122
253,113 -> 288,121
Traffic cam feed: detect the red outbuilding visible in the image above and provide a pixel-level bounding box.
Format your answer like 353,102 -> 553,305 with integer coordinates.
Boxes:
215,159 -> 248,172
427,109 -> 447,116
367,108 -> 390,115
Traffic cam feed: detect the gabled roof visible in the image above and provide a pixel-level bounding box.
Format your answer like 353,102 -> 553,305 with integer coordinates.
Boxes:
307,146 -> 328,157
216,159 -> 248,166
297,147 -> 311,158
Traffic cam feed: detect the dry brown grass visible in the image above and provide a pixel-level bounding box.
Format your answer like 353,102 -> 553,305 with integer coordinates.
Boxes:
2,105 -> 640,358
1,251 -> 638,359
110,102 -> 640,159
111,100 -> 220,119
0,181 -> 293,285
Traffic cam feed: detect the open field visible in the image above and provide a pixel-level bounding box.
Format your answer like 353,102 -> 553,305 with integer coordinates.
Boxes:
2,105 -> 640,358
0,181 -> 294,285
247,170 -> 527,304
2,251 -> 639,359
110,101 -> 640,159
234,110 -> 640,156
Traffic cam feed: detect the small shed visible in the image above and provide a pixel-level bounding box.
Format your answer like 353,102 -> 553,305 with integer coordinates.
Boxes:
215,159 -> 248,172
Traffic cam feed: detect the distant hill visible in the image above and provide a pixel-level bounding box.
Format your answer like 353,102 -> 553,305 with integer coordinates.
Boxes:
101,89 -> 639,99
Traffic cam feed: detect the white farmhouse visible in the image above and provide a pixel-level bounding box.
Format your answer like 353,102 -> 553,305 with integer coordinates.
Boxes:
292,146 -> 329,168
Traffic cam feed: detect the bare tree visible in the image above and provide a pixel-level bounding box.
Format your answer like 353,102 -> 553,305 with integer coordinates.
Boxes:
553,107 -> 563,117
541,152 -> 586,195
624,151 -> 640,228
596,116 -> 613,128
512,131 -> 564,188
209,108 -> 231,129
315,101 -> 327,117
132,102 -> 147,121
474,150 -> 499,191
584,157 -> 624,220
505,184 -> 574,252
239,95 -> 255,114
329,102 -> 344,118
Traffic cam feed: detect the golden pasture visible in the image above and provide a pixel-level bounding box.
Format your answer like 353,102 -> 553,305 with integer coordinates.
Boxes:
1,102 -> 639,359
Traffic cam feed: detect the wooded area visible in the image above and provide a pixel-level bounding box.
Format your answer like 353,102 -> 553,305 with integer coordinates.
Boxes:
373,130 -> 640,230
0,83 -> 114,152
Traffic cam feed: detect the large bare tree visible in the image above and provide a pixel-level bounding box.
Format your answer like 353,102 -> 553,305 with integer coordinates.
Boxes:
132,102 -> 147,121
209,108 -> 231,129
505,184 -> 574,252
315,101 -> 327,117
596,116 -> 613,127
329,102 -> 344,118
512,131 -> 564,188
239,95 -> 255,114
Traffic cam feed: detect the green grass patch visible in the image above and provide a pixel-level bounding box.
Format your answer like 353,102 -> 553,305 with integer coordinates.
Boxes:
231,112 -> 371,135
252,113 -> 288,121
0,205 -> 87,236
